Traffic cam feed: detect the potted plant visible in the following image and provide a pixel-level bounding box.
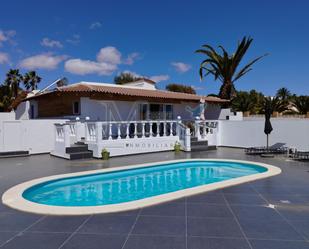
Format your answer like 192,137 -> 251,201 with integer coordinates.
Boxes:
101,149 -> 110,160
174,142 -> 181,153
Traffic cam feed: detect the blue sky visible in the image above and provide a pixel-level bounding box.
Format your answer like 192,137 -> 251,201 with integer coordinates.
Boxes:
0,0 -> 309,96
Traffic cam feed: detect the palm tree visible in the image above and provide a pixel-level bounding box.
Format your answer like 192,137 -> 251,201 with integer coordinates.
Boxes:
4,69 -> 23,98
196,36 -> 267,99
292,96 -> 309,115
114,72 -> 142,84
276,87 -> 291,100
231,91 -> 253,113
23,71 -> 42,91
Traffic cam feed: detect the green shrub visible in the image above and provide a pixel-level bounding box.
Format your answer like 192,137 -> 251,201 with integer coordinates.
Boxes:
101,149 -> 110,160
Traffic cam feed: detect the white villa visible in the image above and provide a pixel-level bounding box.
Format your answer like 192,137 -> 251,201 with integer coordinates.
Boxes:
4,79 -> 308,160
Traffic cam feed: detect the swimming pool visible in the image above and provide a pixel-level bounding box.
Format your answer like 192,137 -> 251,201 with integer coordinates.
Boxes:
2,159 -> 281,215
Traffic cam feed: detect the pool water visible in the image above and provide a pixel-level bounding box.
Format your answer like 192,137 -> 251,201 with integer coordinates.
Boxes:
23,161 -> 267,207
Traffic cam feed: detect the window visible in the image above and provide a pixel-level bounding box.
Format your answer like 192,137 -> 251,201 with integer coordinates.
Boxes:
165,105 -> 173,120
73,101 -> 80,115
139,103 -> 148,120
30,105 -> 34,119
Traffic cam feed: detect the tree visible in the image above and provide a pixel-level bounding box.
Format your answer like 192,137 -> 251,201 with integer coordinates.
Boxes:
114,72 -> 142,84
292,96 -> 309,114
4,69 -> 23,98
165,83 -> 196,94
23,71 -> 42,91
0,85 -> 13,111
276,87 -> 291,100
196,36 -> 267,100
231,91 -> 252,112
264,96 -> 287,113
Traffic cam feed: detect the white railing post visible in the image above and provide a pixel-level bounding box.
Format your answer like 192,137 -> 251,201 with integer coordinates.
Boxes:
202,122 -> 207,138
163,121 -> 166,137
157,121 -> 160,137
63,124 -> 71,148
134,122 -> 138,138
117,123 -> 121,139
184,128 -> 191,151
142,122 -> 145,138
109,123 -> 113,140
149,122 -> 153,137
95,122 -> 102,143
169,122 -> 172,136
126,123 -> 129,139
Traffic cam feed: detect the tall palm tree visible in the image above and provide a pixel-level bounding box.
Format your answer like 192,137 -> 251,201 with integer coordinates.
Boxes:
4,69 -> 23,98
276,87 -> 291,100
292,96 -> 309,115
23,71 -> 42,91
196,36 -> 268,99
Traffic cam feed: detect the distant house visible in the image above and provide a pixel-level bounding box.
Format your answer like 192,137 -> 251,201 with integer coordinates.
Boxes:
16,79 -> 228,121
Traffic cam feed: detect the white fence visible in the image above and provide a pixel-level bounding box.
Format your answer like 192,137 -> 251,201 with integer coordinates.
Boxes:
219,118 -> 309,151
0,119 -> 68,153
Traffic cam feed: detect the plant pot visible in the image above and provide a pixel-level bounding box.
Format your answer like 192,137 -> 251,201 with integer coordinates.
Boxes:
272,111 -> 279,117
243,111 -> 250,117
306,112 -> 309,118
101,152 -> 110,160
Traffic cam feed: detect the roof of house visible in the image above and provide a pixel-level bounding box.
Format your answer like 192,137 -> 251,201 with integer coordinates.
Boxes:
25,81 -> 229,103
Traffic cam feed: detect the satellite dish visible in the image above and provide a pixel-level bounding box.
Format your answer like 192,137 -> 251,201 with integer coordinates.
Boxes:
56,77 -> 68,87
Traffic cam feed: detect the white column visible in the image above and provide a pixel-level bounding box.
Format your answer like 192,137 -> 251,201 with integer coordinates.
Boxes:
64,124 -> 71,148
202,122 -> 207,138
109,123 -> 113,140
134,122 -> 138,138
96,122 -> 102,143
185,128 -> 191,151
157,121 -> 160,137
142,122 -> 145,138
117,123 -> 121,139
126,123 -> 129,139
149,122 -> 153,137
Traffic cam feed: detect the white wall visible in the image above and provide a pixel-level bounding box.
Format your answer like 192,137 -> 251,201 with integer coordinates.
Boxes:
0,112 -> 15,121
219,118 -> 309,150
0,119 -> 68,153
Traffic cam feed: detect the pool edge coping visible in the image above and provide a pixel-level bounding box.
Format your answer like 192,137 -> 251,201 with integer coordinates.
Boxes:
1,159 -> 282,216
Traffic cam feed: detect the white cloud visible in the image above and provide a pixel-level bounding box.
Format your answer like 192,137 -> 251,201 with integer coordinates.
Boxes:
66,34 -> 80,45
0,30 -> 16,46
19,53 -> 67,70
97,46 -> 122,65
124,52 -> 140,65
171,62 -> 191,73
65,59 -> 117,75
0,52 -> 9,64
41,38 -> 63,48
90,22 -> 102,30
150,75 -> 170,83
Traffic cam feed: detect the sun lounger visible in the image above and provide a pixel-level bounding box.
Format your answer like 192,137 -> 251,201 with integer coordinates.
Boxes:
245,143 -> 288,155
290,151 -> 309,160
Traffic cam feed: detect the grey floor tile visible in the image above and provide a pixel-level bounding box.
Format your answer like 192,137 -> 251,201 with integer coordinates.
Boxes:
132,216 -> 185,236
0,232 -> 68,249
187,217 -> 244,238
250,239 -> 309,249
290,220 -> 309,240
187,203 -> 233,218
28,216 -> 89,233
224,193 -> 267,206
0,232 -> 18,246
186,192 -> 226,204
188,236 -> 251,249
140,202 -> 185,217
277,206 -> 309,221
123,235 -> 186,249
238,218 -> 304,240
78,215 -> 136,234
0,213 -> 42,232
222,185 -> 256,194
263,194 -> 307,205
62,233 -> 126,249
230,205 -> 283,221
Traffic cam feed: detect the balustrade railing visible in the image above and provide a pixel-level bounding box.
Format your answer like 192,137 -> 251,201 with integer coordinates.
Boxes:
85,120 -> 179,142
194,120 -> 218,141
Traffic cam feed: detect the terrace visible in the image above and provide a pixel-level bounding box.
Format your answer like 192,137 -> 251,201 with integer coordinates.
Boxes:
1,148 -> 309,249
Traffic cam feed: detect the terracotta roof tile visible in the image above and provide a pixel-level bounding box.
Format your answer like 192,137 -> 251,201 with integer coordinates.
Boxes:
26,82 -> 229,103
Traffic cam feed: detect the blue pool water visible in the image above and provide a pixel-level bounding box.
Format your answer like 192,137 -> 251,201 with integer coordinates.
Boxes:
23,161 -> 267,207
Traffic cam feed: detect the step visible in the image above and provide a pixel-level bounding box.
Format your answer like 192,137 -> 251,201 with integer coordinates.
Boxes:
191,137 -> 198,142
0,151 -> 29,158
69,151 -> 93,160
66,144 -> 88,153
191,140 -> 208,146
191,145 -> 216,152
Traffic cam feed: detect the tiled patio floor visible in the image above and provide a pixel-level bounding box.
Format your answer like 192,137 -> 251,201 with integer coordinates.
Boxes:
1,148 -> 309,248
